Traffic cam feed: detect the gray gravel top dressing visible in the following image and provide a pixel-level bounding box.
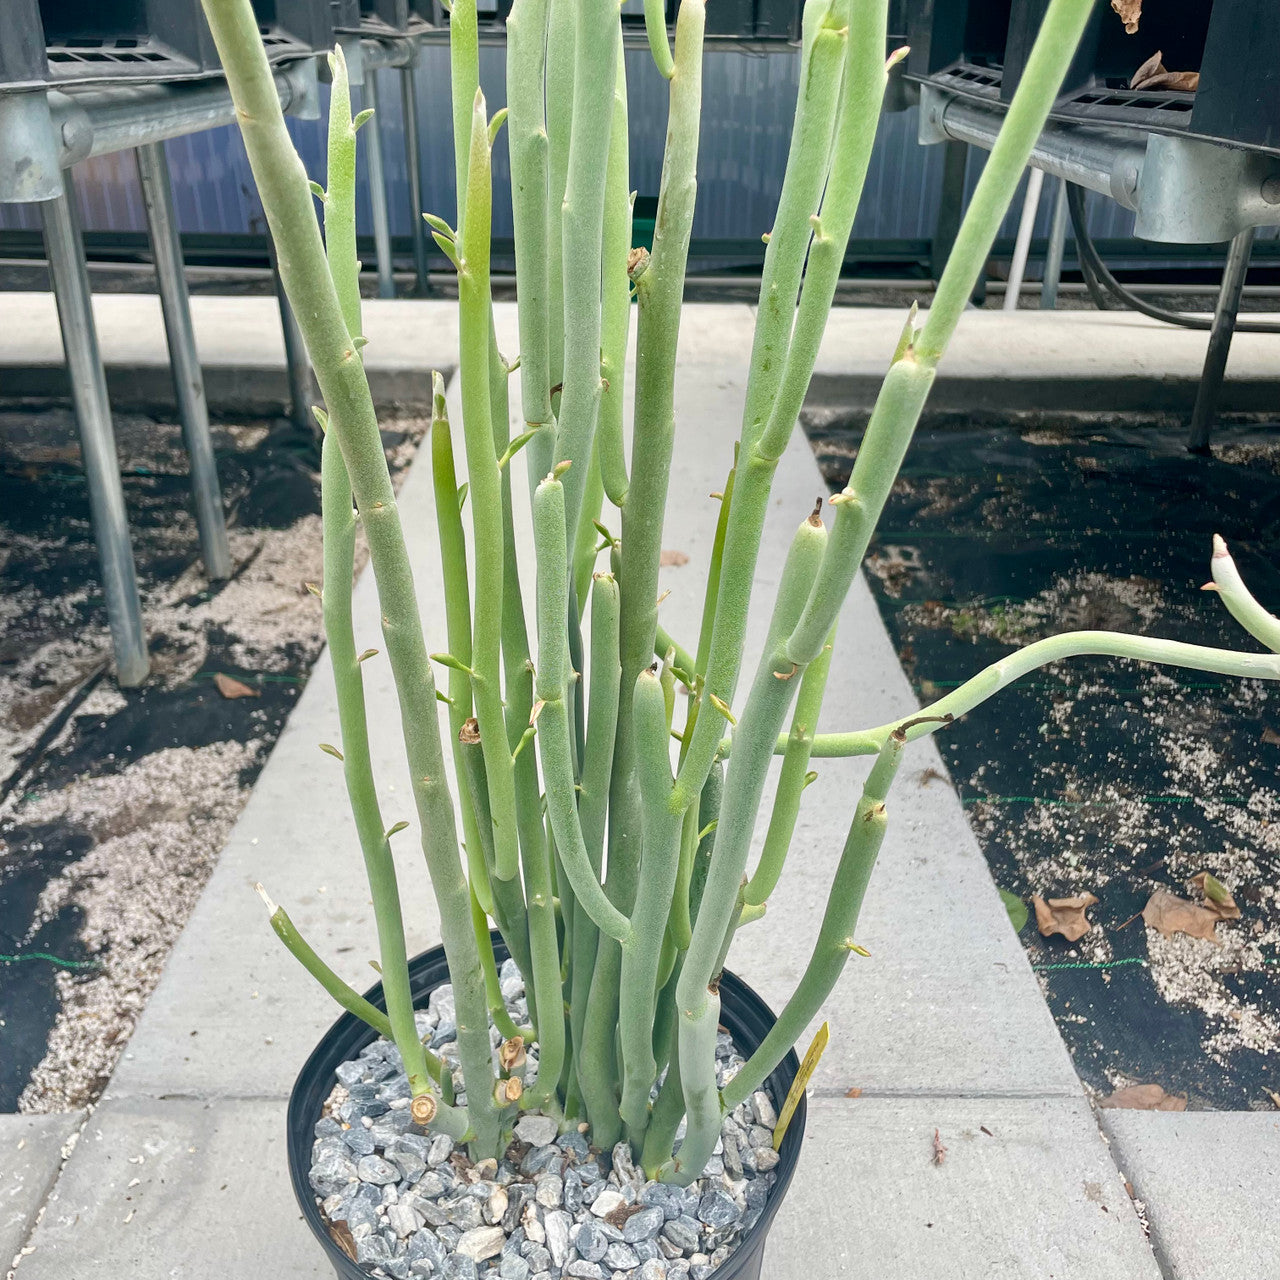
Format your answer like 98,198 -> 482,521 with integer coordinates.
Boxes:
310,961 -> 779,1280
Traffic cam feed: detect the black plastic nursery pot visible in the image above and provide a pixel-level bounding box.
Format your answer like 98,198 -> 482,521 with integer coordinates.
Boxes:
287,938 -> 807,1280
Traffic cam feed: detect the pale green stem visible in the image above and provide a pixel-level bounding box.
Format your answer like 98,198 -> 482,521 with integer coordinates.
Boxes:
458,91 -> 521,883
740,0 -> 847,454
199,0 -> 500,1157
669,512 -> 827,1183
506,0 -> 556,487
262,892 -> 392,1040
613,0 -> 707,973
430,375 -> 494,918
1210,535 -> 1280,652
574,573 -> 624,1134
553,4 -> 620,547
744,623 -> 835,906
260,891 -> 465,1138
806,628 -> 1280,759
322,44 -> 362,341
449,0 -> 479,232
720,730 -> 903,1110
674,0 -> 890,807
573,448 -> 606,614
644,0 -> 675,78
321,429 -> 433,1102
318,49 -> 432,1103
544,0 -> 574,424
533,472 -> 633,943
471,886 -> 525,1043
618,671 -> 683,1141
597,43 -> 633,511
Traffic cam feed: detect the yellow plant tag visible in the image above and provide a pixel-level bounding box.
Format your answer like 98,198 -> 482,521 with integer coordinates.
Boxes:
772,1021 -> 828,1151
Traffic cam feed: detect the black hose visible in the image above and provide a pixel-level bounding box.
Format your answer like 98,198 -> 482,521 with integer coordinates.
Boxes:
1065,182 -> 1280,333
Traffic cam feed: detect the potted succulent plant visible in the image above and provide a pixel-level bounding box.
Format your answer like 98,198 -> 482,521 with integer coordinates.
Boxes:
198,0 -> 1280,1276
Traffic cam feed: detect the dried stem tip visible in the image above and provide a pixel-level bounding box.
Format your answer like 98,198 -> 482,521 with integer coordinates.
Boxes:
499,1036 -> 527,1071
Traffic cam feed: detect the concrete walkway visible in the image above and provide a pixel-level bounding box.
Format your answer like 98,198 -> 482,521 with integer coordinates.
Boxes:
3,301 -> 1276,1279
3,292 -> 1279,416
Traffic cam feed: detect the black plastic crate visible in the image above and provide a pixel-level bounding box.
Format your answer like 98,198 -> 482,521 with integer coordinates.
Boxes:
32,0 -> 332,86
906,0 -> 1011,79
1191,0 -> 1280,151
332,0 -> 440,34
905,0 -> 1279,155
1,0 -> 51,89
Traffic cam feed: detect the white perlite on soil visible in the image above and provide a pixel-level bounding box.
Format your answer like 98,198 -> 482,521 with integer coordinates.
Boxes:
310,962 -> 780,1280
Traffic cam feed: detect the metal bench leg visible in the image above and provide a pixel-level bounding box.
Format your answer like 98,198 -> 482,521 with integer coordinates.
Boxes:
40,176 -> 150,687
400,63 -> 431,297
1040,175 -> 1069,310
359,71 -> 396,300
136,140 -> 232,582
930,138 -> 968,284
266,238 -> 315,432
1003,166 -> 1044,312
1188,227 -> 1255,455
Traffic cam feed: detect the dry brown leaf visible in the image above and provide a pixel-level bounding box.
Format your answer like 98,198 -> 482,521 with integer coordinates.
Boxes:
213,672 -> 259,699
1189,871 -> 1241,921
1262,727 -> 1280,746
1143,889 -> 1222,943
1266,1089 -> 1280,1110
1129,50 -> 1199,92
1145,70 -> 1199,91
659,549 -> 690,567
328,1220 -> 358,1262
844,1086 -> 863,1098
1032,892 -> 1098,942
1129,49 -> 1164,87
932,1128 -> 947,1165
1112,0 -> 1142,34
1098,1083 -> 1187,1112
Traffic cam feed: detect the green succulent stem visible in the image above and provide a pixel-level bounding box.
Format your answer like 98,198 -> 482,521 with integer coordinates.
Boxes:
457,89 -> 521,885
721,730 -> 904,1110
506,0 -> 555,486
215,0 -> 1278,1190
429,376 -> 494,918
199,0 -> 501,1159
533,473 -> 633,944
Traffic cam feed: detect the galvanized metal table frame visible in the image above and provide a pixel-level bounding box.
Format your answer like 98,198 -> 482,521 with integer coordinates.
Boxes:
0,35 -> 425,686
912,80 -> 1280,451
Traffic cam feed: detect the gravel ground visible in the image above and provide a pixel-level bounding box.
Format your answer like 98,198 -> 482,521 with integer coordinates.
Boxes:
804,411 -> 1280,1112
0,405 -> 426,1111
310,963 -> 780,1280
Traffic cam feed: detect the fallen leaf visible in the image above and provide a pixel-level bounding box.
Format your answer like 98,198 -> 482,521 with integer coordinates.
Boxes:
1111,0 -> 1142,34
844,1087 -> 862,1098
1189,871 -> 1241,921
1032,892 -> 1098,942
659,549 -> 689,567
1262,726 -> 1280,746
328,1220 -> 358,1262
1129,49 -> 1164,87
1129,50 -> 1200,92
999,888 -> 1029,934
932,1128 -> 947,1165
1266,1089 -> 1280,1110
1098,1083 -> 1187,1112
1142,889 -> 1221,943
213,672 -> 259,699
1140,69 -> 1199,91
